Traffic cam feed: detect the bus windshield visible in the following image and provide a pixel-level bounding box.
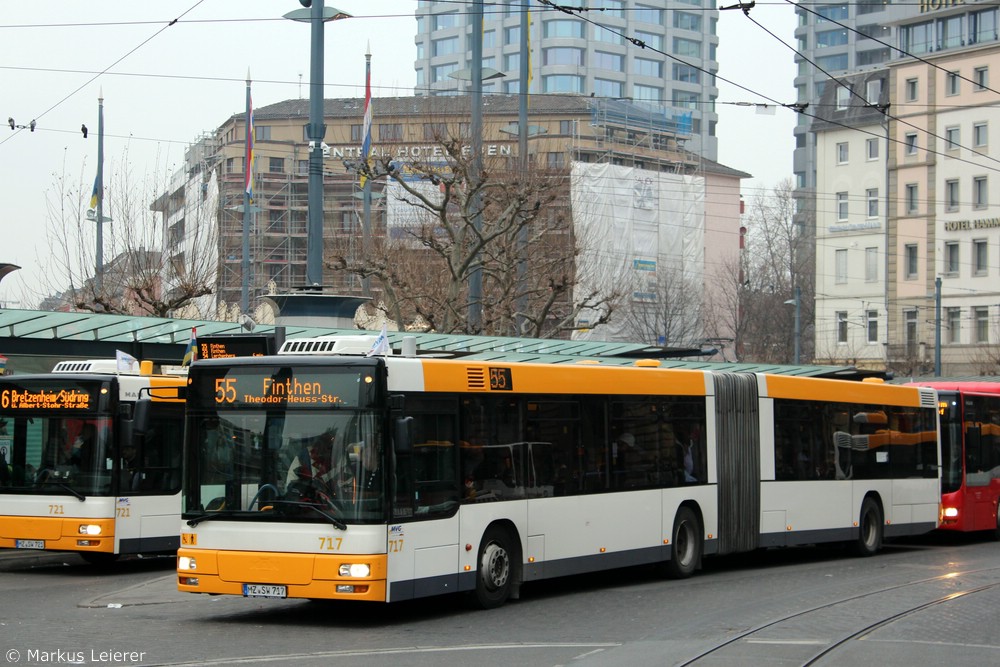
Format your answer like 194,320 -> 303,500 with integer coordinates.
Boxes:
184,409 -> 385,525
0,414 -> 113,496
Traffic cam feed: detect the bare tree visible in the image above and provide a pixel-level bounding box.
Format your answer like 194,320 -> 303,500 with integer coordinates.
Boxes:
703,179 -> 814,363
37,146 -> 218,317
332,136 -> 620,337
616,265 -> 704,347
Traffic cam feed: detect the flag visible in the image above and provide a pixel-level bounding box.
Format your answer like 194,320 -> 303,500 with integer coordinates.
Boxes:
245,91 -> 255,200
115,350 -> 138,373
366,323 -> 390,357
181,327 -> 197,367
359,58 -> 373,188
89,170 -> 101,210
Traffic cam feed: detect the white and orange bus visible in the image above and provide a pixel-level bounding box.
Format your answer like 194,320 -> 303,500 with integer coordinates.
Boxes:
0,360 -> 185,564
177,337 -> 940,607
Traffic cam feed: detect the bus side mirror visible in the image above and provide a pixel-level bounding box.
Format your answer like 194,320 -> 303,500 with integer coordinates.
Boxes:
131,398 -> 152,439
394,416 -> 413,455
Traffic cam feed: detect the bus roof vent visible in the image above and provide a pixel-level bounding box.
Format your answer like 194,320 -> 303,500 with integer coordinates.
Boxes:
467,367 -> 486,390
918,387 -> 937,409
279,335 -> 380,356
52,359 -> 124,374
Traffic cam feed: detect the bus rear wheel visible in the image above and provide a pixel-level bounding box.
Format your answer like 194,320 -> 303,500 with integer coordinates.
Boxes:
853,497 -> 883,556
662,506 -> 701,579
472,526 -> 515,609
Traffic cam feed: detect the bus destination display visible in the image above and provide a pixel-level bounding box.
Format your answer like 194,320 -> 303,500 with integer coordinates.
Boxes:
200,368 -> 375,409
198,335 -> 272,360
0,385 -> 96,410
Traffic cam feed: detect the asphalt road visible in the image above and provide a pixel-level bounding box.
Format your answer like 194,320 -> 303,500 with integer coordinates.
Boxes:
1,533 -> 999,667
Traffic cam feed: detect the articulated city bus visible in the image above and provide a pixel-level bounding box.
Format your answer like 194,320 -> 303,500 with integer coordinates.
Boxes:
908,381 -> 1000,538
0,360 -> 185,563
177,338 -> 940,607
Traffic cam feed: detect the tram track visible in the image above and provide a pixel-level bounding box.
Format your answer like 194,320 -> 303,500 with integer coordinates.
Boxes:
677,565 -> 1000,666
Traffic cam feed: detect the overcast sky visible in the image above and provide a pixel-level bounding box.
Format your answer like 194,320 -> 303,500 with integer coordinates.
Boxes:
0,1 -> 796,308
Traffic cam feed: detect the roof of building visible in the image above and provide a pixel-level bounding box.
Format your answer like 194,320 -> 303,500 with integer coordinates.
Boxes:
0,308 -> 879,379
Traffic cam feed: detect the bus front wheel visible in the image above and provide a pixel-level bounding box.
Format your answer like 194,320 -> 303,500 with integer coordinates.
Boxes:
662,506 -> 701,579
853,497 -> 883,556
472,526 -> 515,609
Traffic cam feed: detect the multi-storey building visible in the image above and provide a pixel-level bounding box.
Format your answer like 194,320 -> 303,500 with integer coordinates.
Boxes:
154,94 -> 747,343
413,0 -> 719,161
813,4 -> 1000,375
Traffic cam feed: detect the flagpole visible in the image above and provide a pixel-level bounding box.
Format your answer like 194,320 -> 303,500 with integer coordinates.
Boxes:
362,45 -> 372,297
95,91 -> 105,292
242,70 -> 253,316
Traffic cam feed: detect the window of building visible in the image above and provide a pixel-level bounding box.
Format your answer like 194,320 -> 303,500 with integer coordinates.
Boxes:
592,0 -> 624,17
593,51 -> 624,71
836,192 -> 849,221
867,310 -> 879,343
836,311 -> 849,343
945,179 -> 960,212
633,84 -> 662,103
483,30 -> 496,49
255,126 -> 271,141
432,37 -> 459,57
434,12 -> 458,29
906,184 -> 919,214
674,11 -> 702,31
857,48 -> 890,66
865,247 -> 878,282
817,4 -> 849,22
974,66 -> 989,91
594,25 -> 624,44
866,188 -> 879,218
902,20 -> 933,54
267,157 -> 283,173
558,120 -> 574,135
974,176 -> 988,208
673,37 -> 701,58
905,243 -> 919,279
905,309 -> 919,354
905,78 -> 919,102
866,79 -> 882,104
423,122 -> 448,141
378,123 -> 403,141
547,152 -> 566,168
836,85 -> 851,110
866,137 -> 879,160
941,15 -> 963,50
630,57 -> 660,78
945,126 -> 960,151
946,71 -> 960,96
835,249 -> 848,284
974,122 -> 988,147
543,47 -> 584,66
350,124 -> 363,142
904,133 -> 918,156
296,159 -> 308,176
947,308 -> 962,344
672,63 -> 699,83
634,31 -> 663,50
975,306 -> 990,343
595,78 -> 624,98
544,20 -> 584,38
945,241 -> 960,274
431,63 -> 459,82
543,75 -> 584,93
974,239 -> 988,276
971,8 -> 998,45
837,142 -> 849,164
635,5 -> 663,24
816,29 -> 849,48
817,54 -> 849,71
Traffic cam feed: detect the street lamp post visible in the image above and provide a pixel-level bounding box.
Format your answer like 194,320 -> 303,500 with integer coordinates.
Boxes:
284,1 -> 351,291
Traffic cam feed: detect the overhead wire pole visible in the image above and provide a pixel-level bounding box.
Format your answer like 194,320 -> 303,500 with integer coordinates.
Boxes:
241,70 -> 253,316
361,46 -> 372,297
95,92 -> 105,292
468,0 -> 484,333
306,0 -> 327,290
514,2 -> 529,335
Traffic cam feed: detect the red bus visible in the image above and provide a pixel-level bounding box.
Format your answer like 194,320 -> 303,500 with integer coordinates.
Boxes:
908,382 -> 1000,538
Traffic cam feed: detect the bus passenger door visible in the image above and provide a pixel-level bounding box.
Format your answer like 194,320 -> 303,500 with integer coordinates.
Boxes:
387,400 -> 461,602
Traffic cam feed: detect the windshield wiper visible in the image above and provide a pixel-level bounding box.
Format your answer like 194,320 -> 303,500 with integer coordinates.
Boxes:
268,500 -> 347,530
37,481 -> 85,501
186,510 -> 238,526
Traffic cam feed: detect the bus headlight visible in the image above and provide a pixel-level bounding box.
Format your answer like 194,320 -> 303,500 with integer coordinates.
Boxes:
178,556 -> 197,571
78,524 -> 102,535
339,563 -> 370,578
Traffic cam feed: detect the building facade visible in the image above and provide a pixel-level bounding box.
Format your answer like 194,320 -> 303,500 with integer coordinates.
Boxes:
813,5 -> 1000,375
413,0 -> 720,161
155,94 -> 746,343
